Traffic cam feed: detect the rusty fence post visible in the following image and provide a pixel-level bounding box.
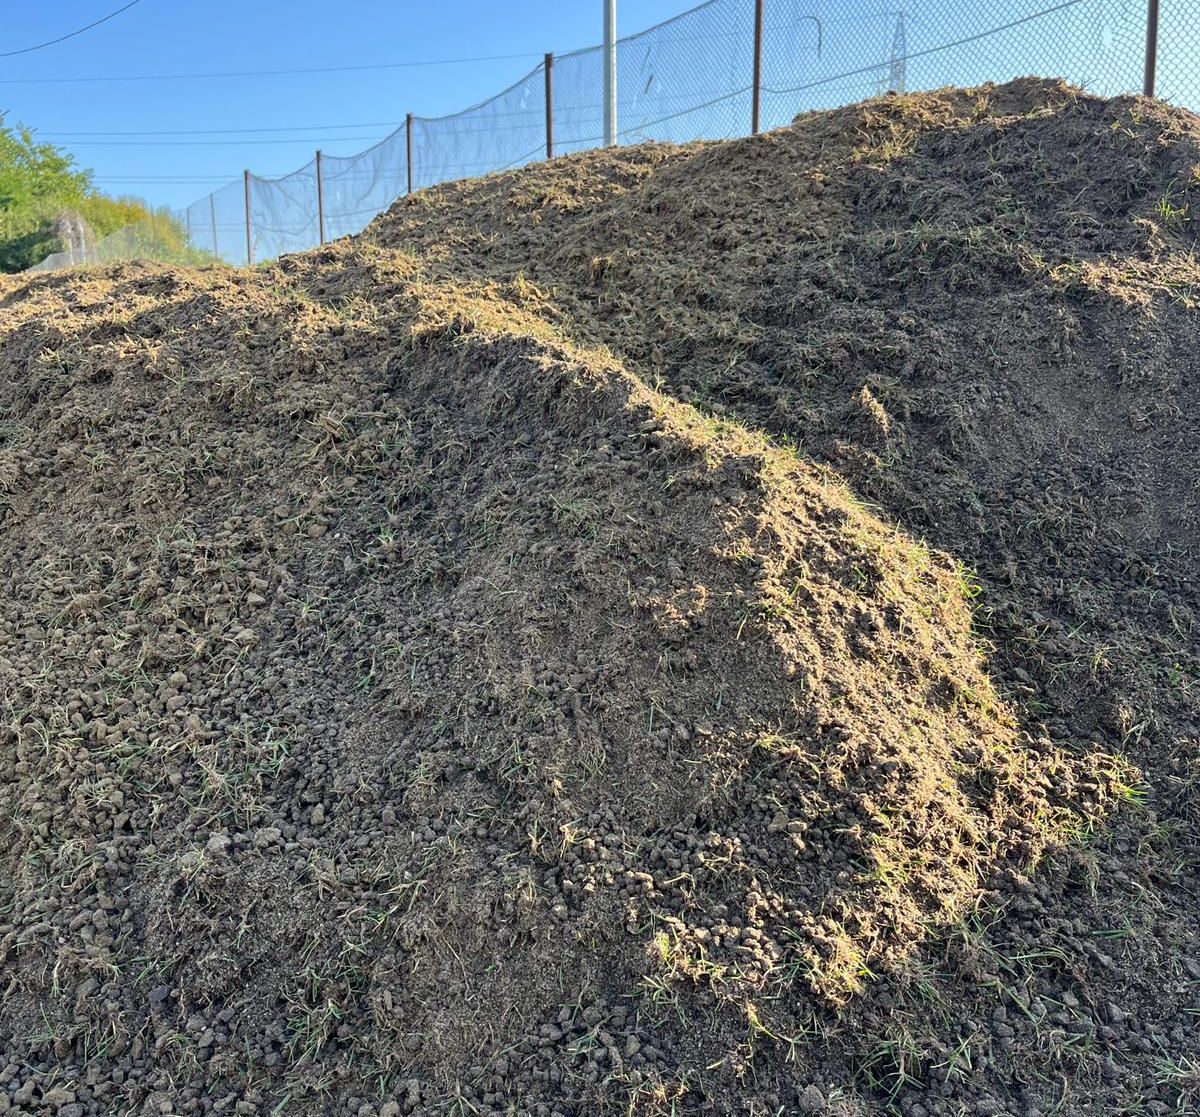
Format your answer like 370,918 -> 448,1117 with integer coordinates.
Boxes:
406,113 -> 414,195
243,170 -> 253,265
544,52 -> 554,159
315,149 -> 326,245
752,0 -> 764,134
1143,0 -> 1159,97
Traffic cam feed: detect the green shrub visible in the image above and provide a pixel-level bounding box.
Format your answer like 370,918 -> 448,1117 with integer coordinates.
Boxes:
0,114 -> 203,272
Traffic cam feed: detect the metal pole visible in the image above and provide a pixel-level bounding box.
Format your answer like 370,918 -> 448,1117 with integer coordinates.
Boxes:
209,193 -> 218,257
752,0 -> 763,134
1143,0 -> 1159,97
603,0 -> 617,146
243,170 -> 252,266
315,150 -> 326,245
544,53 -> 554,159
406,114 -> 414,195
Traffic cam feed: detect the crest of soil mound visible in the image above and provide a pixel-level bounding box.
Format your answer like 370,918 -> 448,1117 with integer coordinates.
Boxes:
1,79 -> 1198,1117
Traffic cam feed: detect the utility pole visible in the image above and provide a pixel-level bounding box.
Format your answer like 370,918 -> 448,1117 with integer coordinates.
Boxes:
889,11 -> 908,94
603,0 -> 617,146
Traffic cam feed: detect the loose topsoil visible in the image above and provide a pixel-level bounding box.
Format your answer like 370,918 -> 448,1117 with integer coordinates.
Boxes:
0,79 -> 1198,1117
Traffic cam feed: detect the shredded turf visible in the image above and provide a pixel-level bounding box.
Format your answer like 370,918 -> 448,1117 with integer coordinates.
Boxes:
0,78 -> 1197,1117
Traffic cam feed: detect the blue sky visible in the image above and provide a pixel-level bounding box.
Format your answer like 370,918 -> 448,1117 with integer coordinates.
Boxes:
0,1 -> 691,211
2,0 -> 1181,230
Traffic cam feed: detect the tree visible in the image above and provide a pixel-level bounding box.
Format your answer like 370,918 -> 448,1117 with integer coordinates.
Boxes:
0,114 -> 94,270
0,113 -> 185,272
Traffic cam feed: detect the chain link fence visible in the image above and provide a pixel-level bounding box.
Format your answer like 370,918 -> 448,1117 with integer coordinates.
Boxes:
27,0 -> 1197,272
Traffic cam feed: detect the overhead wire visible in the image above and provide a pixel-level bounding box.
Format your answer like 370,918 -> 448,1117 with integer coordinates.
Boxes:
42,121 -> 405,137
0,0 -> 143,58
0,51 -> 545,84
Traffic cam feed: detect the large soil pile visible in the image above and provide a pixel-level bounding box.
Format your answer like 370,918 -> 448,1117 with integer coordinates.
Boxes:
1,79 -> 1197,1117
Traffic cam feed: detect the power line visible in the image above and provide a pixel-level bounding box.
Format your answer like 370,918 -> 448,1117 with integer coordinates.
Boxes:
95,179 -> 237,185
0,51 -> 543,85
92,172 -> 237,178
0,28 -> 766,88
52,136 -> 397,147
42,121 -> 405,137
38,85 -> 745,143
0,0 -> 143,59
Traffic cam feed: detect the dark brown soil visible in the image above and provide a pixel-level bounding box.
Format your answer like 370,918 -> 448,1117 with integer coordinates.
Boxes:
1,79 -> 1198,1117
